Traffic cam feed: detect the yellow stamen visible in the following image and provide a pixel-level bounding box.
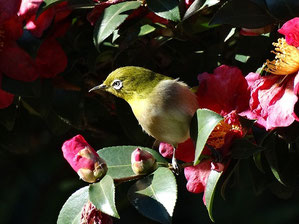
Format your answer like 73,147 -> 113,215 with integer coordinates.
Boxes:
207,120 -> 234,149
264,38 -> 299,75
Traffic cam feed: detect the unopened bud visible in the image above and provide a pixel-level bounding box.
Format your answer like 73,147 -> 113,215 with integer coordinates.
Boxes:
131,148 -> 157,175
62,135 -> 107,183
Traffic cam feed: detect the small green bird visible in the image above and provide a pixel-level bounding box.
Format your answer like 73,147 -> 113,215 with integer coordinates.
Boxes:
89,66 -> 199,169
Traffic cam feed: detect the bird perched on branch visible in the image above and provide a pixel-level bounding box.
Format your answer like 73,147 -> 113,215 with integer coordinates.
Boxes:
89,66 -> 199,171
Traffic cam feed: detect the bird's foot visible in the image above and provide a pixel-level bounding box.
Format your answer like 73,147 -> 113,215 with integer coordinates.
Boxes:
171,146 -> 181,175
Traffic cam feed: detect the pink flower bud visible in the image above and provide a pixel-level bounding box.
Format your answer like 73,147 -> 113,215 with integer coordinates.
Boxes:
81,201 -> 113,224
62,135 -> 107,183
131,148 -> 157,175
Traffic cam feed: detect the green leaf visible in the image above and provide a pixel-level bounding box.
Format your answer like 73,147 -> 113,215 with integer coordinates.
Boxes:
190,109 -> 223,165
2,76 -> 41,97
147,0 -> 181,22
139,24 -> 156,36
210,0 -> 275,28
37,0 -> 95,18
235,54 -> 250,63
0,103 -> 17,131
97,146 -> 167,180
89,175 -> 120,218
128,167 -> 177,224
183,0 -> 220,21
57,186 -> 89,224
204,169 -> 223,222
231,138 -> 265,159
264,136 -> 286,186
265,0 -> 299,20
93,1 -> 141,49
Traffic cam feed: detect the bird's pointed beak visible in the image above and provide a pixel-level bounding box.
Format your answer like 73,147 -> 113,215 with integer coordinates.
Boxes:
89,84 -> 107,92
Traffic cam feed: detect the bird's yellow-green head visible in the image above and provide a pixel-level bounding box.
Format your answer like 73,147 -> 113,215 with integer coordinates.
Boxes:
89,66 -> 171,101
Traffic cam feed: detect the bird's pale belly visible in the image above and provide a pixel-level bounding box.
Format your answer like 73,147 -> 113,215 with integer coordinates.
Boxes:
130,99 -> 191,145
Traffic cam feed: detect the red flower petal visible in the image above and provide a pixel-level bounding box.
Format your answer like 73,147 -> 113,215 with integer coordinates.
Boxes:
184,159 -> 212,193
196,65 -> 250,116
18,0 -> 43,21
0,0 -> 21,23
278,17 -> 299,48
36,38 -> 67,78
61,135 -> 99,172
23,2 -> 70,37
0,41 -> 39,82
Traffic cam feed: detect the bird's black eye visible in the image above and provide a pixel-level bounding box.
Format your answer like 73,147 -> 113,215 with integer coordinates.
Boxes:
111,79 -> 123,90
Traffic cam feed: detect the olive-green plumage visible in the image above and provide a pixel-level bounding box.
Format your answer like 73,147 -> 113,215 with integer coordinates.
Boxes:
90,66 -> 199,147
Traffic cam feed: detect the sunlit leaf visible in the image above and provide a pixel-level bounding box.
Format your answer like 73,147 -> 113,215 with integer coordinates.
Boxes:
89,175 -> 120,218
97,146 -> 167,180
93,1 -> 141,49
190,109 -> 223,165
147,0 -> 180,22
204,169 -> 223,222
57,186 -> 89,224
128,167 -> 177,224
183,0 -> 220,20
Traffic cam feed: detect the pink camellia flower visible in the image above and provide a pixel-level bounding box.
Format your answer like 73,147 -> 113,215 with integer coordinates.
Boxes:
278,17 -> 299,48
241,18 -> 299,130
62,135 -> 107,183
131,148 -> 157,175
81,201 -> 113,224
241,72 -> 299,130
0,16 -> 39,82
18,0 -> 71,38
159,65 -> 249,196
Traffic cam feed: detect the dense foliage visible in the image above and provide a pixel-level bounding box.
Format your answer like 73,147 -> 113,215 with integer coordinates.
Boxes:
1,0 -> 299,223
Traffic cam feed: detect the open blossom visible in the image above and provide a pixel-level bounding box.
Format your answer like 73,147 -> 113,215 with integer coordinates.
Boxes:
241,17 -> 299,130
62,135 -> 107,183
159,65 -> 249,195
278,17 -> 299,48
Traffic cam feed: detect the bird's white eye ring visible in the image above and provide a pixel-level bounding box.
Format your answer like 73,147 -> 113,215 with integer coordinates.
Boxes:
112,79 -> 123,90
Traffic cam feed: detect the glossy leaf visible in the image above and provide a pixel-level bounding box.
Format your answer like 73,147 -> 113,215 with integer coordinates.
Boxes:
231,138 -> 265,159
128,167 -> 177,224
89,175 -> 120,218
210,0 -> 275,28
57,186 -> 89,224
204,169 -> 223,222
2,76 -> 41,97
147,0 -> 180,22
37,0 -> 95,17
190,109 -> 223,165
93,1 -> 141,49
183,0 -> 220,21
265,0 -> 299,20
97,146 -> 167,180
264,135 -> 286,186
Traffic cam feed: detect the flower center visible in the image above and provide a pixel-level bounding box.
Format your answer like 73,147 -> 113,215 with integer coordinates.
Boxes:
207,120 -> 234,149
265,38 -> 299,75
